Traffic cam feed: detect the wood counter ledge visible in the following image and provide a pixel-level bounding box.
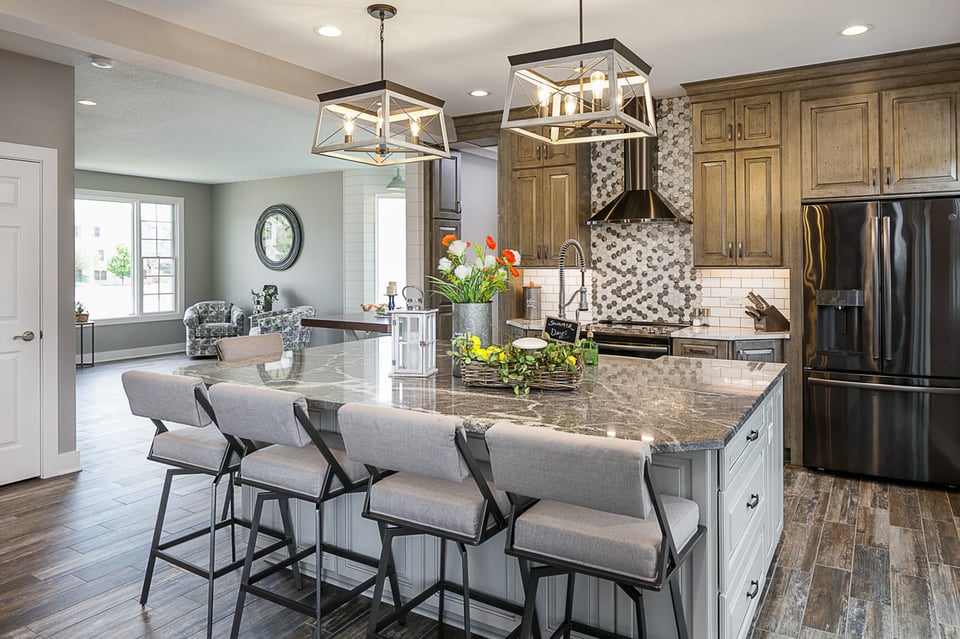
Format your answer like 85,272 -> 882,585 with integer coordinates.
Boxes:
175,336 -> 785,454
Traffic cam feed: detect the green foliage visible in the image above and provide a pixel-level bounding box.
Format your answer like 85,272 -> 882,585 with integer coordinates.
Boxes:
450,335 -> 583,395
106,244 -> 131,283
75,301 -> 86,314
429,236 -> 520,303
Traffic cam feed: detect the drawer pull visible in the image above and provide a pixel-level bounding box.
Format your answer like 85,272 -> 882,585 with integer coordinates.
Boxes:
746,429 -> 759,442
746,580 -> 760,599
747,493 -> 760,509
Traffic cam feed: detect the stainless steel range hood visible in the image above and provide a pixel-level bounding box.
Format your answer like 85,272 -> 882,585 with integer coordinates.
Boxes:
586,135 -> 684,225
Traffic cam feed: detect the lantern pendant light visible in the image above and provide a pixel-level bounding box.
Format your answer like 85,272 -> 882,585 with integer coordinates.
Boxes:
501,0 -> 657,146
312,4 -> 450,166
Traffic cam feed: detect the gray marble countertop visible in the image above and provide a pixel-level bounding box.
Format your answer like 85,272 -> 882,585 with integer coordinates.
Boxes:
176,337 -> 786,454
671,326 -> 791,341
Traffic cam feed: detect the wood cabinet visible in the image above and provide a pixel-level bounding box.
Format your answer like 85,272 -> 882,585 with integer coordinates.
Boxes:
433,153 -> 461,218
426,154 -> 462,340
672,336 -> 785,363
511,131 -> 577,169
801,83 -> 960,199
693,94 -> 781,152
694,147 -> 782,267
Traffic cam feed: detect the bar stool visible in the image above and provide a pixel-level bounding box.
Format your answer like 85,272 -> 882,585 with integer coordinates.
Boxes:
485,422 -> 706,639
121,371 -> 299,639
338,403 -> 536,638
217,333 -> 284,361
207,383 -> 401,638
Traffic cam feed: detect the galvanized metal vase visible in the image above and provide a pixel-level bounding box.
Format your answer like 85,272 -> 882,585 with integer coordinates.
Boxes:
451,302 -> 493,377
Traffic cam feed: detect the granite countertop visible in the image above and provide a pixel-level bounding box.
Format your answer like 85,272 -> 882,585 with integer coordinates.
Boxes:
671,326 -> 791,341
176,337 -> 785,454
506,318 -> 545,331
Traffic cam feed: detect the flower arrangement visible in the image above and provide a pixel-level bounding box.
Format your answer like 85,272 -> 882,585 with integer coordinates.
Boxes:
428,235 -> 521,303
450,335 -> 583,395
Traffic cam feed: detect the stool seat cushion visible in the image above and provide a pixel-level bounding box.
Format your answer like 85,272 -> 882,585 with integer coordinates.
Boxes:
368,472 -> 510,538
241,443 -> 368,499
151,425 -> 231,472
513,496 -> 700,580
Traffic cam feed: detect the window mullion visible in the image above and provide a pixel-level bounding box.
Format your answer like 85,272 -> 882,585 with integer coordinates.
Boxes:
133,200 -> 142,316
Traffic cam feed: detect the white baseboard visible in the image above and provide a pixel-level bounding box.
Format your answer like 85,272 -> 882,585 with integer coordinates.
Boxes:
76,342 -> 184,364
42,450 -> 81,478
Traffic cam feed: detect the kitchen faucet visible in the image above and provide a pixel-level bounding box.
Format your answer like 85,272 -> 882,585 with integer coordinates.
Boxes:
558,239 -> 589,320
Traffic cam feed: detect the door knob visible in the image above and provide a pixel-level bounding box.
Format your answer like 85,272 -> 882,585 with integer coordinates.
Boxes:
13,330 -> 35,342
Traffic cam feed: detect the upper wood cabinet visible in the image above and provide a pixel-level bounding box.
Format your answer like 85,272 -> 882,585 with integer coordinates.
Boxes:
694,148 -> 782,267
801,83 -> 960,199
511,131 -> 578,169
693,94 -> 781,152
433,153 -> 461,219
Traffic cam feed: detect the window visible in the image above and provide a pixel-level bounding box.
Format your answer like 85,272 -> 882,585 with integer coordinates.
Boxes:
375,195 -> 407,301
74,190 -> 184,322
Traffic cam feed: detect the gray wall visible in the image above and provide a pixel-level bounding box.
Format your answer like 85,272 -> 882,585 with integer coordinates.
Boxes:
74,171 -> 214,352
0,49 -> 76,453
211,172 -> 343,345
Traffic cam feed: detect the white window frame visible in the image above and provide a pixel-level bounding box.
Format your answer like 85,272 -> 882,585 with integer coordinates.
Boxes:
374,193 -> 407,301
75,188 -> 185,325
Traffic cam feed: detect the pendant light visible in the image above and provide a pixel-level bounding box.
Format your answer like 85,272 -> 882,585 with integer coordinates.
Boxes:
312,4 -> 450,166
501,0 -> 656,146
385,167 -> 407,190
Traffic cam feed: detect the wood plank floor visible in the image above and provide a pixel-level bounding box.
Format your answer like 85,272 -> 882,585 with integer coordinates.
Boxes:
1,353 -> 958,638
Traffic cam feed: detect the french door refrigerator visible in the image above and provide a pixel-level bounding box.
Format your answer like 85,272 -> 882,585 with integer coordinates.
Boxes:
803,197 -> 960,484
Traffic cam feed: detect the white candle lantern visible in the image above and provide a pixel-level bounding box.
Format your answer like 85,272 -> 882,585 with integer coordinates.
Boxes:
390,309 -> 438,377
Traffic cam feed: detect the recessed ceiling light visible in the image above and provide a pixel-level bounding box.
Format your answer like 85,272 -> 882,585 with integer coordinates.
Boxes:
840,24 -> 873,36
314,25 -> 342,37
90,55 -> 114,69
469,89 -> 490,97
77,99 -> 98,106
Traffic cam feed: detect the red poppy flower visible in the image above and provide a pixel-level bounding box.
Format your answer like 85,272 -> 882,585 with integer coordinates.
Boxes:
441,234 -> 457,247
509,266 -> 520,278
503,249 -> 517,265
486,236 -> 497,250
495,257 -> 506,265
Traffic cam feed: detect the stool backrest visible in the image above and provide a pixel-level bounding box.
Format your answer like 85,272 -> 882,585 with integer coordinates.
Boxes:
216,333 -> 283,362
122,370 -> 212,427
209,383 -> 310,447
338,404 -> 470,482
486,422 -> 653,519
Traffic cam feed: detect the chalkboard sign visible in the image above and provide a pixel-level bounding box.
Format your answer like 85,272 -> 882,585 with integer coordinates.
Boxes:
543,316 -> 581,344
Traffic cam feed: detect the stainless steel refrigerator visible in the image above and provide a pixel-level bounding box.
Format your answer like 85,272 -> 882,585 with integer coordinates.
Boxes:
803,198 -> 960,484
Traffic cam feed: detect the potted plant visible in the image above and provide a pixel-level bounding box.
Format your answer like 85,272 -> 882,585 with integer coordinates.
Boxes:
75,302 -> 89,323
251,286 -> 279,313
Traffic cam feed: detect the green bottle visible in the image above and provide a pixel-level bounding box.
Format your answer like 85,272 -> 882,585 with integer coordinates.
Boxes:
582,329 -> 599,366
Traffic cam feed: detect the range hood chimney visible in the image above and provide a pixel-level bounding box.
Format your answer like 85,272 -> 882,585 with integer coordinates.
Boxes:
586,100 -> 685,225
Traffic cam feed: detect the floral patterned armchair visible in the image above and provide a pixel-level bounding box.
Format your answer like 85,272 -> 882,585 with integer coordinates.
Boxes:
183,301 -> 246,357
249,305 -> 315,351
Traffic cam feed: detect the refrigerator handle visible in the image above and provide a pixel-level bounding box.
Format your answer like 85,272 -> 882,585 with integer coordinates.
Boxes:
882,216 -> 893,360
808,377 -> 960,395
873,215 -> 881,358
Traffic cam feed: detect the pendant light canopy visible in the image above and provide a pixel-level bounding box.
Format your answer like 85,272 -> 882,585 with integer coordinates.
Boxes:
501,2 -> 656,146
313,4 -> 450,166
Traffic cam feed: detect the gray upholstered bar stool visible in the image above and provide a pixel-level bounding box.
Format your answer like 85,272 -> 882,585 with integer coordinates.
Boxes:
486,422 -> 707,639
338,403 -> 535,638
208,383 -> 401,638
121,371 -> 299,639
216,333 -> 284,361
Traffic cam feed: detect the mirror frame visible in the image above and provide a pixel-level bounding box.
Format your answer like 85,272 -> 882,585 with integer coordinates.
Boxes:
254,204 -> 302,271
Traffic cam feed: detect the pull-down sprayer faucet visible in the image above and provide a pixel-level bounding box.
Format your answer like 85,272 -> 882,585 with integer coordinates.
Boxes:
558,239 -> 589,320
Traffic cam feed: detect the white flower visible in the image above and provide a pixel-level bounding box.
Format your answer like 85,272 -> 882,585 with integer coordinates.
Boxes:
454,264 -> 470,280
448,240 -> 468,256
508,249 -> 521,266
483,255 -> 498,268
438,257 -> 452,271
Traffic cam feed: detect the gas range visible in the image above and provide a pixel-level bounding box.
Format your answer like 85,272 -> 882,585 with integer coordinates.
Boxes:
590,320 -> 690,359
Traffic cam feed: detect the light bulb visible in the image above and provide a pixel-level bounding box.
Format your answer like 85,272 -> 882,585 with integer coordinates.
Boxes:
589,71 -> 606,102
564,93 -> 578,116
537,85 -> 551,107
343,117 -> 354,143
616,87 -> 624,108
410,118 -> 421,144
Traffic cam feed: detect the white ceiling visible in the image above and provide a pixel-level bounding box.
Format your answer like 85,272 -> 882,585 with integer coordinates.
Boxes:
1,0 -> 958,184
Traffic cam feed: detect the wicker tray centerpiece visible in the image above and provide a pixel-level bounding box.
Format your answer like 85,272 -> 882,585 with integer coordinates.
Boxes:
450,335 -> 583,395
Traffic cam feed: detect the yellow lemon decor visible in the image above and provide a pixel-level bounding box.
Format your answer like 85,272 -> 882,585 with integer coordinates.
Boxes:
450,335 -> 584,395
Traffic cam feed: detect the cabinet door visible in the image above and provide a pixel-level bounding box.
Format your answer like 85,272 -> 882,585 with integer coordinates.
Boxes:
430,219 -> 460,340
434,153 -> 461,219
881,83 -> 960,194
736,148 -> 782,266
541,165 -> 578,266
735,94 -> 781,149
541,139 -> 578,167
693,99 -> 735,152
733,339 -> 784,363
801,94 -> 880,199
509,169 -> 543,266
673,338 -> 730,359
693,151 -> 737,266
511,133 -> 542,169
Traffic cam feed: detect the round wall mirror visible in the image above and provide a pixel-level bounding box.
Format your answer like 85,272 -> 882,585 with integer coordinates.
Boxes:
255,204 -> 302,270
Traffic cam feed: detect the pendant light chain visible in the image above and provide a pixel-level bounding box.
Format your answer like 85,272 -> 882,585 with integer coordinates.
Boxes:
379,10 -> 385,81
579,0 -> 583,44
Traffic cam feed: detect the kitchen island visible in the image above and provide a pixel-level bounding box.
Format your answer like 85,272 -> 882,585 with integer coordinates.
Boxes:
178,337 -> 785,639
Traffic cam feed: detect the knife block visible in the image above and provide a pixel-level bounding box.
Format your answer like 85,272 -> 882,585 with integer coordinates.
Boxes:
753,305 -> 790,332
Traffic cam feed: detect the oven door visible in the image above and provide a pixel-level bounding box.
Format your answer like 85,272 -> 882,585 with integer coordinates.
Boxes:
596,340 -> 669,359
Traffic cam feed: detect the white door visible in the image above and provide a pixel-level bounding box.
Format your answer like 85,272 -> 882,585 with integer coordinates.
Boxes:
0,157 -> 42,485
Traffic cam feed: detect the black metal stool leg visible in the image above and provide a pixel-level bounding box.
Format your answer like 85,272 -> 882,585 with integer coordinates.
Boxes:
456,542 -> 471,637
519,568 -> 542,639
141,468 -> 175,606
314,503 -> 323,638
385,529 -> 404,627
563,573 -> 575,639
367,527 -> 397,638
669,573 -> 688,639
205,476 -> 222,639
278,497 -> 302,589
226,471 -> 237,563
231,492 -> 267,639
437,538 -> 447,636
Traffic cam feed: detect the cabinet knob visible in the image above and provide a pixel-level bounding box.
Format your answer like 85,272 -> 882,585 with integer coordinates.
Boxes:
872,167 -> 877,187
746,580 -> 760,599
736,123 -> 742,140
727,242 -> 733,258
727,124 -> 733,141
746,429 -> 760,442
746,493 -> 760,509
886,166 -> 892,186
738,241 -> 744,258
